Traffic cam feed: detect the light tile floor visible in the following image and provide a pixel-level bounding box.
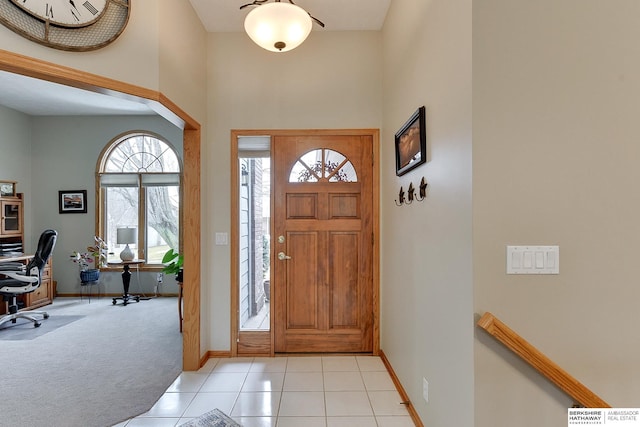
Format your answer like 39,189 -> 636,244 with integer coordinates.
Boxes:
114,356 -> 415,427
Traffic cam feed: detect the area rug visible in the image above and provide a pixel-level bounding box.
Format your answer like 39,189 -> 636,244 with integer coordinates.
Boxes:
179,409 -> 242,427
0,315 -> 84,340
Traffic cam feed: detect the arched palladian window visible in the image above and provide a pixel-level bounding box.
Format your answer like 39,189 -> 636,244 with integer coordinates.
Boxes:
289,148 -> 358,182
98,132 -> 181,265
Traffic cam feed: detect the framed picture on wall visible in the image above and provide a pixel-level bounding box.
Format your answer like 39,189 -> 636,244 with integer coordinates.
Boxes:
395,106 -> 426,176
59,190 -> 87,214
0,181 -> 16,197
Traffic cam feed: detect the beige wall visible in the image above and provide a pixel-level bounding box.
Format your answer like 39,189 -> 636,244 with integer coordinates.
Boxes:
205,31 -> 383,350
0,0 -> 207,121
474,1 -> 640,425
381,0 -> 473,425
158,0 -> 207,125
0,0 -> 161,89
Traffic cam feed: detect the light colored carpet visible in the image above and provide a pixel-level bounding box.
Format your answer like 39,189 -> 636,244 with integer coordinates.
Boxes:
0,296 -> 182,427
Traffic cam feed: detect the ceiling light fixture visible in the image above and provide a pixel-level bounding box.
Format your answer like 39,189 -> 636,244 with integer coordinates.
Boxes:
240,0 -> 325,53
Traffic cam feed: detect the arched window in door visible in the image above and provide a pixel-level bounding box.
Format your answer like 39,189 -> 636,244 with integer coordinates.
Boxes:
289,148 -> 358,183
98,132 -> 181,265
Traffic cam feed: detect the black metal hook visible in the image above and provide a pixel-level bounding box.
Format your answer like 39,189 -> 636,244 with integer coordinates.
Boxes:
396,178 -> 427,206
406,182 -> 415,204
416,177 -> 428,201
394,186 -> 405,206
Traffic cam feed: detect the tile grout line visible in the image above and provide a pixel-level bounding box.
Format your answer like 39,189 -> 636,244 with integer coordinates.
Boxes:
125,356 -> 412,426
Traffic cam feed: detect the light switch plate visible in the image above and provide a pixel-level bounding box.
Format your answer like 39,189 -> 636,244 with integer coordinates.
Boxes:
215,232 -> 228,245
507,245 -> 559,274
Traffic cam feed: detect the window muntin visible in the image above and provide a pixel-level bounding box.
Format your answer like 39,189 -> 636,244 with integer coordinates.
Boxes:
288,148 -> 357,182
104,135 -> 180,173
99,133 -> 181,265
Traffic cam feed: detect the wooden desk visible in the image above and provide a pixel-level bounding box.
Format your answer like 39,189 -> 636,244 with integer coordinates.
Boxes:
108,259 -> 145,306
0,254 -> 31,263
0,254 -> 54,314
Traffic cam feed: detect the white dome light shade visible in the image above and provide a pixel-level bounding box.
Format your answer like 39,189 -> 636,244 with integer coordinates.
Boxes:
244,2 -> 313,52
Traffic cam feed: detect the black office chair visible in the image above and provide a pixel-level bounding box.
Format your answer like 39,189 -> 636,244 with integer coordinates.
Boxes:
0,229 -> 57,328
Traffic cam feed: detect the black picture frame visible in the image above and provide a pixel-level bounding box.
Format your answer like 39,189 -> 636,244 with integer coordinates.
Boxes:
395,106 -> 426,176
59,190 -> 87,214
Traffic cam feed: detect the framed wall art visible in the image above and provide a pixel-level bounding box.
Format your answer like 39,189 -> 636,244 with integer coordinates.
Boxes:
0,180 -> 16,197
59,190 -> 87,214
395,106 -> 426,176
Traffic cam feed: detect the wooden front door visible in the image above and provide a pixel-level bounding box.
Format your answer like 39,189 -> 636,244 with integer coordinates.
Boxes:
273,134 -> 374,353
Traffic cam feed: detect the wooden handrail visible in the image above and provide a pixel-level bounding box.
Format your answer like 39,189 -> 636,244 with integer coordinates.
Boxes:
477,312 -> 610,408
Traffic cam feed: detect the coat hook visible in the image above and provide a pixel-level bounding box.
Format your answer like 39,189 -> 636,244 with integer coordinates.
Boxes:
395,186 -> 405,206
406,182 -> 415,204
416,177 -> 428,201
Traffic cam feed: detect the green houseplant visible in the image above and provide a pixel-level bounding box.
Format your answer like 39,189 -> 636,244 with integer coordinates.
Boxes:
162,248 -> 183,283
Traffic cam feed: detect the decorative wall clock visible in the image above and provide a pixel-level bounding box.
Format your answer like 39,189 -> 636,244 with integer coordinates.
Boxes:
0,0 -> 130,51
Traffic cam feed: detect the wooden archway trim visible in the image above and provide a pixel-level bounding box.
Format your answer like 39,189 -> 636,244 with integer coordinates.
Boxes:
0,49 -> 201,371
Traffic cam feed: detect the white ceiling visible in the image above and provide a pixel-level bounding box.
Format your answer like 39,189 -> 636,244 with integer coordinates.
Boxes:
0,0 -> 391,116
189,0 -> 391,32
0,71 -> 156,116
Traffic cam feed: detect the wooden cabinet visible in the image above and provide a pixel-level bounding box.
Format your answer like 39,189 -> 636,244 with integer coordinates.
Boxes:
0,194 -> 23,259
0,194 -> 23,237
25,259 -> 53,308
0,191 -> 55,315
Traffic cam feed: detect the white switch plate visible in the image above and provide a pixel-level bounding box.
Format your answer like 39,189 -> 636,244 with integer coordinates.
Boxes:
507,246 -> 559,274
215,232 -> 228,245
422,378 -> 429,403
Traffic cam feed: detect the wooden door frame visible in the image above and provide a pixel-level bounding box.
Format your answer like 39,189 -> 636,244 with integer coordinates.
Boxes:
230,129 -> 380,356
0,49 -> 201,370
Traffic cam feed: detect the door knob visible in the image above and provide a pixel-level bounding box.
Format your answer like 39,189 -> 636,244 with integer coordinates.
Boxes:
278,252 -> 292,260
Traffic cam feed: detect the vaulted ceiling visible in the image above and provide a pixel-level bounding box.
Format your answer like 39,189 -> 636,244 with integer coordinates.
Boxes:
0,1 -> 390,117
188,0 -> 390,32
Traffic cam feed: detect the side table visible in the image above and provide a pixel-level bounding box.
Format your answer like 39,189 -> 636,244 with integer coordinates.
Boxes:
80,280 -> 101,303
109,259 -> 145,306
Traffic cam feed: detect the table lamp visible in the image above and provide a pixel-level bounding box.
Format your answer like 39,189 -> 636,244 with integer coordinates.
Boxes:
116,227 -> 136,261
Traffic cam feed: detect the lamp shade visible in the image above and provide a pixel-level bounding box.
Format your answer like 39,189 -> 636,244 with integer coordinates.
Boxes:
116,227 -> 136,261
244,2 -> 313,52
116,227 -> 137,244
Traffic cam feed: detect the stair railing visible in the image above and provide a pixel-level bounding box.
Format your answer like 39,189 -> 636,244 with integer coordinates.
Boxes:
477,312 -> 610,408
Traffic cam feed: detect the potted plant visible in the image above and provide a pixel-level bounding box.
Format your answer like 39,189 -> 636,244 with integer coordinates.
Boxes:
88,236 -> 109,268
71,236 -> 109,283
70,251 -> 100,282
162,248 -> 183,283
